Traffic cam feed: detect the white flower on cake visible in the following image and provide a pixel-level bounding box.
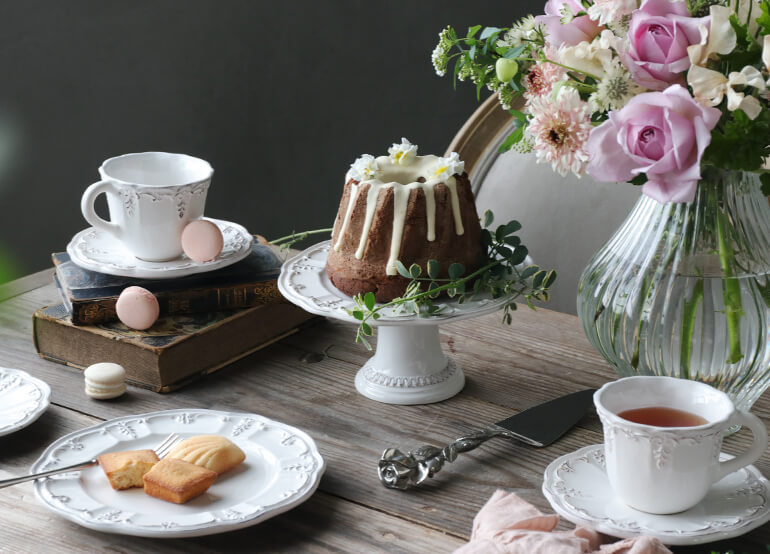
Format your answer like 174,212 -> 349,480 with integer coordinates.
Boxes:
433,152 -> 465,181
388,138 -> 418,165
349,154 -> 381,181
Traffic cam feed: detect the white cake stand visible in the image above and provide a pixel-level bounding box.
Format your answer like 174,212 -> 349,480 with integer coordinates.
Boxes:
277,241 -> 509,405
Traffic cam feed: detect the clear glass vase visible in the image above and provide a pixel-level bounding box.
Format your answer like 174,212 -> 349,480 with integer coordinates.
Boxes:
577,168 -> 770,412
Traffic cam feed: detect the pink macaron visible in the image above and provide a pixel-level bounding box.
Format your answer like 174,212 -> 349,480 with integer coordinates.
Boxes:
115,286 -> 160,330
181,220 -> 224,263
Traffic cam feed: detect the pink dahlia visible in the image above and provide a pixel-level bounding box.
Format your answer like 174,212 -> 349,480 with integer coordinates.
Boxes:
523,58 -> 567,102
527,87 -> 592,177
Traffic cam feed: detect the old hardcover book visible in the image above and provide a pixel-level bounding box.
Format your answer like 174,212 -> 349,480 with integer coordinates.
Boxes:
53,242 -> 285,325
33,303 -> 316,392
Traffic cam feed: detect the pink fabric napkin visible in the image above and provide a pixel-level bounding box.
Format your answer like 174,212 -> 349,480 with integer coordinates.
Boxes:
454,490 -> 672,554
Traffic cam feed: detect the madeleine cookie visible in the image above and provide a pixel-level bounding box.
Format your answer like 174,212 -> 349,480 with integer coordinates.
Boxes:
143,458 -> 217,504
98,449 -> 159,490
167,435 -> 245,474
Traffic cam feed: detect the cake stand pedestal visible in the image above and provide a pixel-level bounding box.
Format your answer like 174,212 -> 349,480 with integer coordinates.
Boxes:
278,241 -> 507,405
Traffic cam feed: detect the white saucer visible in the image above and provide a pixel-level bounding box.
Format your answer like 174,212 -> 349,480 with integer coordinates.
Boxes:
542,444 -> 770,546
66,218 -> 254,279
0,367 -> 51,437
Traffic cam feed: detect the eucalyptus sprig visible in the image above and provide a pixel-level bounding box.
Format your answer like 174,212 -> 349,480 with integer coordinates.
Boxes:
349,211 -> 556,349
270,228 -> 333,251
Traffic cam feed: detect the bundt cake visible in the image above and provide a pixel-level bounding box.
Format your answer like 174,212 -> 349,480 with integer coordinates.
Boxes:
326,139 -> 482,302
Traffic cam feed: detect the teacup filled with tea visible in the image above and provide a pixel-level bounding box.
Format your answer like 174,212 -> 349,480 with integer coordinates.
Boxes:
594,376 -> 767,514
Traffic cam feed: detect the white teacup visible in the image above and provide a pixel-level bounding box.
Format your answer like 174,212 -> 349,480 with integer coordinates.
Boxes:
80,152 -> 214,262
594,376 -> 767,514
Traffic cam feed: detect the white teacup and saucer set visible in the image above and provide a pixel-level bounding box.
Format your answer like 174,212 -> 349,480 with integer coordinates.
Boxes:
68,152 -> 254,279
542,376 -> 770,546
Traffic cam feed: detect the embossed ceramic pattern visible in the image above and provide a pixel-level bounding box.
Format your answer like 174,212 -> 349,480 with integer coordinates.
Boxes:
594,376 -> 768,514
542,445 -> 770,546
278,241 -> 511,404
81,152 -> 214,261
31,409 -> 325,538
66,218 -> 253,279
277,240 -> 507,325
0,367 -> 51,437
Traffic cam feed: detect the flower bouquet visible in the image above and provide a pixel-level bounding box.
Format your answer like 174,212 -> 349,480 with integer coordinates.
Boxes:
432,0 -> 770,410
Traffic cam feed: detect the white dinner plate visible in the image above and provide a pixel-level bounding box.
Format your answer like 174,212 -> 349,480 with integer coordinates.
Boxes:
0,367 -> 51,437
31,409 -> 325,538
542,444 -> 770,546
66,218 -> 254,279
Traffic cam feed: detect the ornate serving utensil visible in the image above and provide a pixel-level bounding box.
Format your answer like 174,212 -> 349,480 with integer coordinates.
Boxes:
378,389 -> 595,489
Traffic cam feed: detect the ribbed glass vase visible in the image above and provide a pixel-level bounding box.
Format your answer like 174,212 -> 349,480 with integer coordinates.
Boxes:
577,168 -> 770,412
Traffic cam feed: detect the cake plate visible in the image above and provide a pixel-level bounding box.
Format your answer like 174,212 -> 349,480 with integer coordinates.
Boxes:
278,241 -> 509,405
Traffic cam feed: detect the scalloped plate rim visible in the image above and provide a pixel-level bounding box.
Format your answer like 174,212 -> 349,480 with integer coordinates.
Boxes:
0,367 -> 51,437
542,444 -> 770,546
278,240 -> 509,326
65,218 -> 254,279
31,408 -> 326,538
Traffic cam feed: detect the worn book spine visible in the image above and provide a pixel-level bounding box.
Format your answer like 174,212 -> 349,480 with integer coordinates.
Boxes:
33,303 -> 316,392
62,279 -> 283,325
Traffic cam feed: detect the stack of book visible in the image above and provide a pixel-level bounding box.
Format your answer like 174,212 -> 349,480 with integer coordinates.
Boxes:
33,243 -> 315,392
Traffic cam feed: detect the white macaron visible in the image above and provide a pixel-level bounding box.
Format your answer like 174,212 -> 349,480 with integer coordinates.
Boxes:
84,362 -> 127,400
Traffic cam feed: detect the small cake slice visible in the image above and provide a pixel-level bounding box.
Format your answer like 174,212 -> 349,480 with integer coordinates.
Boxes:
97,449 -> 159,490
167,435 -> 245,474
142,458 -> 217,504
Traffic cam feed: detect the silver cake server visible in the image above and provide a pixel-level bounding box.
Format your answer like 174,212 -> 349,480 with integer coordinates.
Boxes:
378,388 -> 596,489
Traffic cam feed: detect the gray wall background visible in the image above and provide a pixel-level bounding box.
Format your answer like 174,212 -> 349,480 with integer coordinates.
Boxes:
0,1 -> 542,283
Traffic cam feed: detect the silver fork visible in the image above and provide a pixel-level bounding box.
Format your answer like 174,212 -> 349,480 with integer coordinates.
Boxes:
0,432 -> 182,489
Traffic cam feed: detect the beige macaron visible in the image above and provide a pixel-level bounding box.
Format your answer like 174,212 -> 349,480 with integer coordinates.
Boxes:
84,362 -> 127,399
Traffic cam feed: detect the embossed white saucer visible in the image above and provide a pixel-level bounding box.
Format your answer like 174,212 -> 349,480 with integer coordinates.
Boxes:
66,218 -> 253,279
0,367 -> 51,437
278,241 -> 510,405
31,409 -> 325,538
542,444 -> 770,546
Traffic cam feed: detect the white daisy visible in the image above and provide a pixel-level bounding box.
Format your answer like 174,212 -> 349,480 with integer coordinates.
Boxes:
388,138 -> 418,165
433,152 -> 465,180
349,154 -> 381,181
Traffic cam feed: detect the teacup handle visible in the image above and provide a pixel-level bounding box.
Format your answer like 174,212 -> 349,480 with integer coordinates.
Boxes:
715,411 -> 768,482
81,180 -> 122,238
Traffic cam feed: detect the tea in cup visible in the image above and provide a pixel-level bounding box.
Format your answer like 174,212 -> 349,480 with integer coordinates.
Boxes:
594,376 -> 767,514
80,152 -> 214,262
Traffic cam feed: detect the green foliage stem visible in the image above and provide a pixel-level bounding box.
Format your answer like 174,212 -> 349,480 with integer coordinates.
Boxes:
680,278 -> 704,379
717,208 -> 745,364
348,211 -> 555,350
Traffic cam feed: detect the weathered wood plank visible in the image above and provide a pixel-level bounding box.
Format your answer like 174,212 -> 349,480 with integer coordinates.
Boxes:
0,268 -> 53,302
0,406 -> 465,553
3,280 -> 770,552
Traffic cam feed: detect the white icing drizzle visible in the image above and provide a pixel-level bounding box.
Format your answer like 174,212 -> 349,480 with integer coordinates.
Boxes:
356,182 -> 385,259
338,154 -> 465,276
333,182 -> 361,252
444,178 -> 464,236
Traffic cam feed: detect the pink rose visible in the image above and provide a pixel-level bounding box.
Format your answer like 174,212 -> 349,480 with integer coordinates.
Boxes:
536,0 -> 602,47
586,85 -> 721,203
623,0 -> 707,90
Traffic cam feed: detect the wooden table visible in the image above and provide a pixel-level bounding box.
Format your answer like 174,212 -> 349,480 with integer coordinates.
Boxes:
1,270 -> 769,553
